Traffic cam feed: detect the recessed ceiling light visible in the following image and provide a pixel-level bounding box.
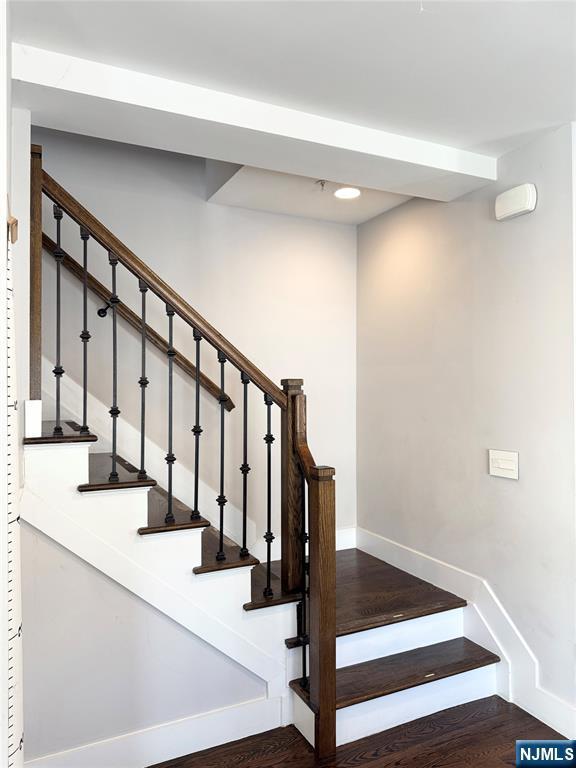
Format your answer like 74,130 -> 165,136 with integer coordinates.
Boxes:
334,186 -> 361,200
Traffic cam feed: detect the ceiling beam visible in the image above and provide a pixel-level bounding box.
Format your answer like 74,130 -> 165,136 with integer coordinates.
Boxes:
12,44 -> 497,201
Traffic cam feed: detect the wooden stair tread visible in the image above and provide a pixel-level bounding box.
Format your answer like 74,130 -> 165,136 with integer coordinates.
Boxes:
23,420 -> 97,445
193,527 -> 259,574
138,487 -> 211,535
78,452 -> 156,492
290,638 -> 499,711
285,548 -> 466,646
244,560 -> 301,610
335,550 -> 466,635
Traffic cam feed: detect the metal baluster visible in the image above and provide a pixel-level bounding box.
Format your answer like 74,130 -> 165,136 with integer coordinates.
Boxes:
216,351 -> 228,561
190,328 -> 202,520
108,252 -> 120,481
52,205 -> 65,436
165,304 -> 176,524
263,394 -> 275,597
137,281 -> 149,480
239,372 -> 250,557
79,226 -> 91,434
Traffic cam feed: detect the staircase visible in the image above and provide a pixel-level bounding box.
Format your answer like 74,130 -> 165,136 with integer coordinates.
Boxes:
22,144 -> 507,764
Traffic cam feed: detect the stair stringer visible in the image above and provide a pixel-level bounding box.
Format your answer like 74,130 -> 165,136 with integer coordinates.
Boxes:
21,443 -> 297,703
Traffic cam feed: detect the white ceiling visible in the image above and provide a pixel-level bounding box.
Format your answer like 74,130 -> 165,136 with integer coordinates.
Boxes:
12,43 -> 496,206
207,163 -> 411,224
10,0 -> 576,155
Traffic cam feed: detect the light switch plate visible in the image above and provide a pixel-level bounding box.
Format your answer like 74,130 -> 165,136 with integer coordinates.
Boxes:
488,449 -> 519,480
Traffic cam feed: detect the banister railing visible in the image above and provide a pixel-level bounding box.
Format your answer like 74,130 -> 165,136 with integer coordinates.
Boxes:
41,233 -> 234,411
41,170 -> 287,410
31,150 -> 336,760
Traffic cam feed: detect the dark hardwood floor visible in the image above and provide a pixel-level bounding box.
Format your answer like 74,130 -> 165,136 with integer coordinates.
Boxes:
148,696 -> 564,768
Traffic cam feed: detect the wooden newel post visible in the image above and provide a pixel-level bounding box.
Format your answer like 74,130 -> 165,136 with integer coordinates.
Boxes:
30,144 -> 43,400
309,464 -> 336,760
280,378 -> 305,593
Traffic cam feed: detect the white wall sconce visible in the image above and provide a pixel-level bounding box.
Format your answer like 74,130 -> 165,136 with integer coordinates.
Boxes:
495,183 -> 537,221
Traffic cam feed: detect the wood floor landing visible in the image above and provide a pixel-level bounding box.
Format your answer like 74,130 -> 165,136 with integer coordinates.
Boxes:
335,549 -> 466,636
285,548 -> 466,646
148,696 -> 564,768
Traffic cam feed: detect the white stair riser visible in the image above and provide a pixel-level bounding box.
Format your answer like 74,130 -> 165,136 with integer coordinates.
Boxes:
337,608 -> 464,668
287,608 -> 465,681
293,663 -> 498,748
24,442 -> 91,491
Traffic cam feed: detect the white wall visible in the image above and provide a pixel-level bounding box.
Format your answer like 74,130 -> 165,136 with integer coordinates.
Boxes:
21,523 -> 266,761
357,125 -> 576,706
32,127 -> 357,536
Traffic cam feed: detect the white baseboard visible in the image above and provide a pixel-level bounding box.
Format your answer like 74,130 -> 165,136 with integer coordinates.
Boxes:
336,526 -> 357,550
357,526 -> 576,738
24,697 -> 281,768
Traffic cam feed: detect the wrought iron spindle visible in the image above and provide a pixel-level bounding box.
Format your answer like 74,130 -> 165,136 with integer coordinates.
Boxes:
79,226 -> 91,434
239,372 -> 250,557
51,204 -> 65,436
108,252 -> 120,481
190,328 -> 202,520
165,304 -> 176,524
216,351 -> 228,561
138,281 -> 149,480
263,394 -> 275,597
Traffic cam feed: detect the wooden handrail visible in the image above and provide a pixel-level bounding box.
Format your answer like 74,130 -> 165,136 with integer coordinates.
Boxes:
42,233 -> 234,411
41,171 -> 287,410
294,391 -> 336,760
